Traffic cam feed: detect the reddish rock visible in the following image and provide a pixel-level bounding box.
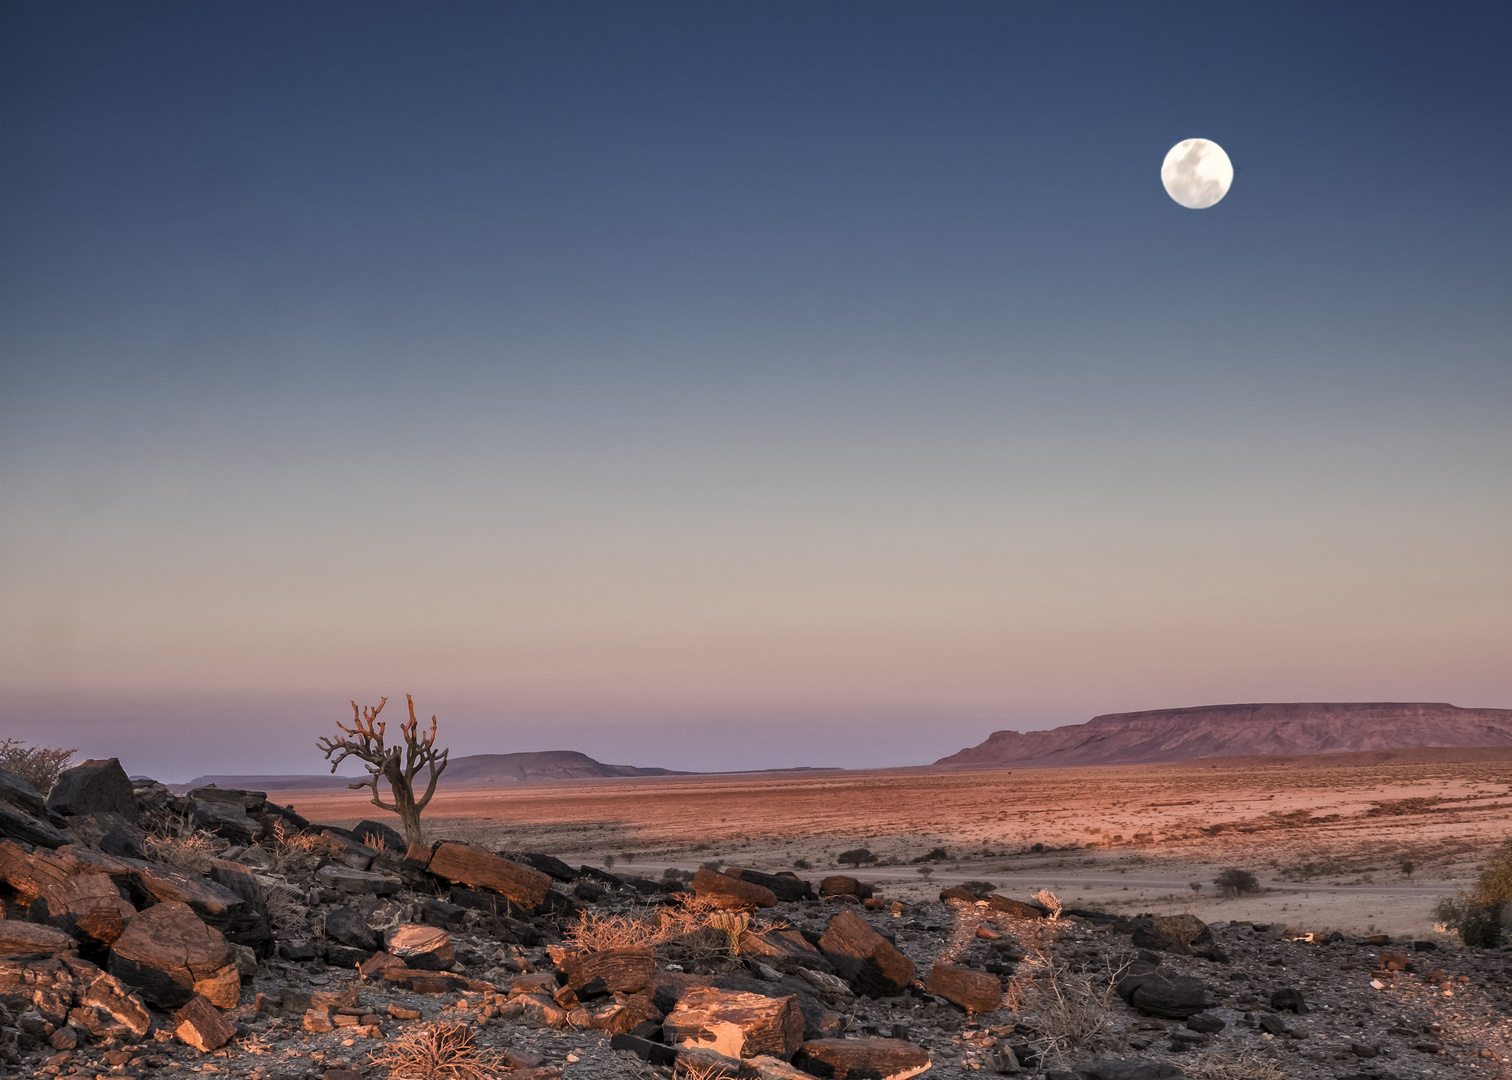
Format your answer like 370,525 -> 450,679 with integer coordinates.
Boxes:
693,867 -> 778,910
108,900 -> 240,1009
792,1037 -> 932,1080
663,987 -> 805,1060
818,910 -> 915,998
174,993 -> 235,1052
427,843 -> 551,906
925,963 -> 1002,1013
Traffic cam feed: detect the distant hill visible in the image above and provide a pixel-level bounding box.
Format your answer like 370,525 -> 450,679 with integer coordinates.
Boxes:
173,750 -> 686,793
935,702 -> 1512,770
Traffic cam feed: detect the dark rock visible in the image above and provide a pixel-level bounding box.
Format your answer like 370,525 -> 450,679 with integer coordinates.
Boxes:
1269,987 -> 1307,1014
1257,1013 -> 1288,1036
514,852 -> 578,882
574,880 -> 608,902
46,759 -> 137,823
324,944 -> 371,968
323,907 -> 378,951
279,940 -> 324,962
0,796 -> 70,848
610,1032 -> 678,1067
1185,1013 -> 1224,1033
351,819 -> 405,853
1115,973 -> 1208,1019
186,798 -> 261,845
0,767 -> 48,818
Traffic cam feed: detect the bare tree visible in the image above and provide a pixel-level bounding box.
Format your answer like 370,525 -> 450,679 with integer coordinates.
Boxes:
317,695 -> 448,847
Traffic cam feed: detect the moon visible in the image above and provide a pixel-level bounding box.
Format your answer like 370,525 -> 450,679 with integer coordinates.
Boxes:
1161,138 -> 1233,209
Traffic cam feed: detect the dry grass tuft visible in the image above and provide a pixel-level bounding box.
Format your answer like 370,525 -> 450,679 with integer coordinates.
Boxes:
567,894 -> 770,962
1189,1051 -> 1288,1080
567,910 -> 662,952
266,819 -> 330,874
142,830 -> 218,874
368,1023 -> 509,1080
1032,888 -> 1063,921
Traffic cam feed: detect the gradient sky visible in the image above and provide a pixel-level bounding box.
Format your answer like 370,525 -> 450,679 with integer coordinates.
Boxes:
2,2 -> 1509,779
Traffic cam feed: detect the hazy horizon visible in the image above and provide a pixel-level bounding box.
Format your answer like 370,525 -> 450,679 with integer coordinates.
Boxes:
3,3 -> 1509,780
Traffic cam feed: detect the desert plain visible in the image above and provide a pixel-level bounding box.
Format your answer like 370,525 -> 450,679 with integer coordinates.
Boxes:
276,746 -> 1512,940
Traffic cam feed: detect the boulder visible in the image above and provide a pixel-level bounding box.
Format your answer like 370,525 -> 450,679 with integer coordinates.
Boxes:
558,946 -> 657,995
791,1037 -> 931,1080
1270,987 -> 1307,1014
984,895 -> 1043,920
320,829 -> 379,870
385,924 -> 454,970
741,928 -> 835,974
427,843 -> 552,907
693,867 -> 779,910
819,876 -> 872,899
46,759 -> 138,823
925,963 -> 1002,1013
31,870 -> 137,954
187,798 -> 262,846
726,868 -> 815,903
351,819 -> 405,854
1115,972 -> 1208,1019
0,921 -> 76,958
315,864 -> 401,895
570,991 -> 664,1035
938,887 -> 978,903
818,910 -> 914,998
323,906 -> 379,951
663,987 -> 805,1060
0,770 -> 70,848
174,993 -> 235,1052
515,852 -> 578,882
108,900 -> 241,1009
1130,914 -> 1225,961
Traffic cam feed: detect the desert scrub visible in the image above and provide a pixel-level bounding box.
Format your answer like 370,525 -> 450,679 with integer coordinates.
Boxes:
1214,868 -> 1261,897
0,738 -> 76,795
1017,948 -> 1129,1067
568,895 -> 776,962
370,1022 -> 508,1080
1434,836 -> 1512,947
142,814 -> 221,874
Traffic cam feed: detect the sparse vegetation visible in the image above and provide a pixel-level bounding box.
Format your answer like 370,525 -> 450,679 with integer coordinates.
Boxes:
1033,888 -> 1063,920
911,846 -> 948,863
1189,1051 -> 1289,1080
837,848 -> 876,867
1214,868 -> 1261,897
370,1021 -> 508,1080
916,866 -> 933,879
961,880 -> 998,897
1016,948 -> 1128,1066
792,857 -> 811,870
141,829 -> 218,874
0,738 -> 77,795
317,694 -> 449,847
1433,836 -> 1512,948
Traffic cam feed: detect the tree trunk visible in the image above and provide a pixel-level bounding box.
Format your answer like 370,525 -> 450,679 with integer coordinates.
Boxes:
382,762 -> 425,847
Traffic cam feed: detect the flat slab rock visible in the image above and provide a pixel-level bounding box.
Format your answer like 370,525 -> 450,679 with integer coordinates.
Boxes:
0,920 -> 76,958
314,863 -> 401,895
663,986 -> 806,1060
924,962 -> 1002,1014
792,1037 -> 932,1080
385,923 -> 455,970
174,992 -> 235,1052
557,945 -> 656,994
427,842 -> 552,907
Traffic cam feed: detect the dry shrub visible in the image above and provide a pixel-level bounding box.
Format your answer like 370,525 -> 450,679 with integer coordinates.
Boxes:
267,819 -> 330,874
262,887 -> 309,937
369,1022 -> 508,1080
567,894 -> 769,962
0,739 -> 76,795
1189,1051 -> 1288,1080
1013,947 -> 1128,1067
1032,888 -> 1063,921
566,910 -> 661,952
142,831 -> 217,874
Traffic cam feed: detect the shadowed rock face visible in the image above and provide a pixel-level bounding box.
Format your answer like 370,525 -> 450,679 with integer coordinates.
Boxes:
936,702 -> 1512,770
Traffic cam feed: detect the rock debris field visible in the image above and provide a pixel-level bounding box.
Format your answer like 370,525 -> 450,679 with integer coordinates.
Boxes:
1,758 -> 1509,1080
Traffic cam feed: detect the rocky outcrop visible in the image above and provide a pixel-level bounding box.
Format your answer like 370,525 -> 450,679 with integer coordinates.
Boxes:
46,759 -> 138,823
937,702 -> 1512,769
107,900 -> 240,1009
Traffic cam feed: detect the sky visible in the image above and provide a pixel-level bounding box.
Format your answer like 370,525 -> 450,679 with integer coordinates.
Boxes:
1,2 -> 1509,780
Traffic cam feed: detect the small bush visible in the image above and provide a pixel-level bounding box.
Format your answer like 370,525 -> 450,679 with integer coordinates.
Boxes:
1214,868 -> 1260,897
793,858 -> 811,870
1030,842 -> 1046,853
911,846 -> 948,864
370,1022 -> 508,1080
0,739 -> 77,795
1433,838 -> 1512,948
961,880 -> 998,897
837,848 -> 876,867
916,867 -> 933,879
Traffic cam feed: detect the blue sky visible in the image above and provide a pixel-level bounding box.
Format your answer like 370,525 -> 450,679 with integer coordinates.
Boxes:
2,2 -> 1508,778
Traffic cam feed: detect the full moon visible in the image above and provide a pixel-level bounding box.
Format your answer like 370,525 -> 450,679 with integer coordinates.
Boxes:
1161,138 -> 1233,209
